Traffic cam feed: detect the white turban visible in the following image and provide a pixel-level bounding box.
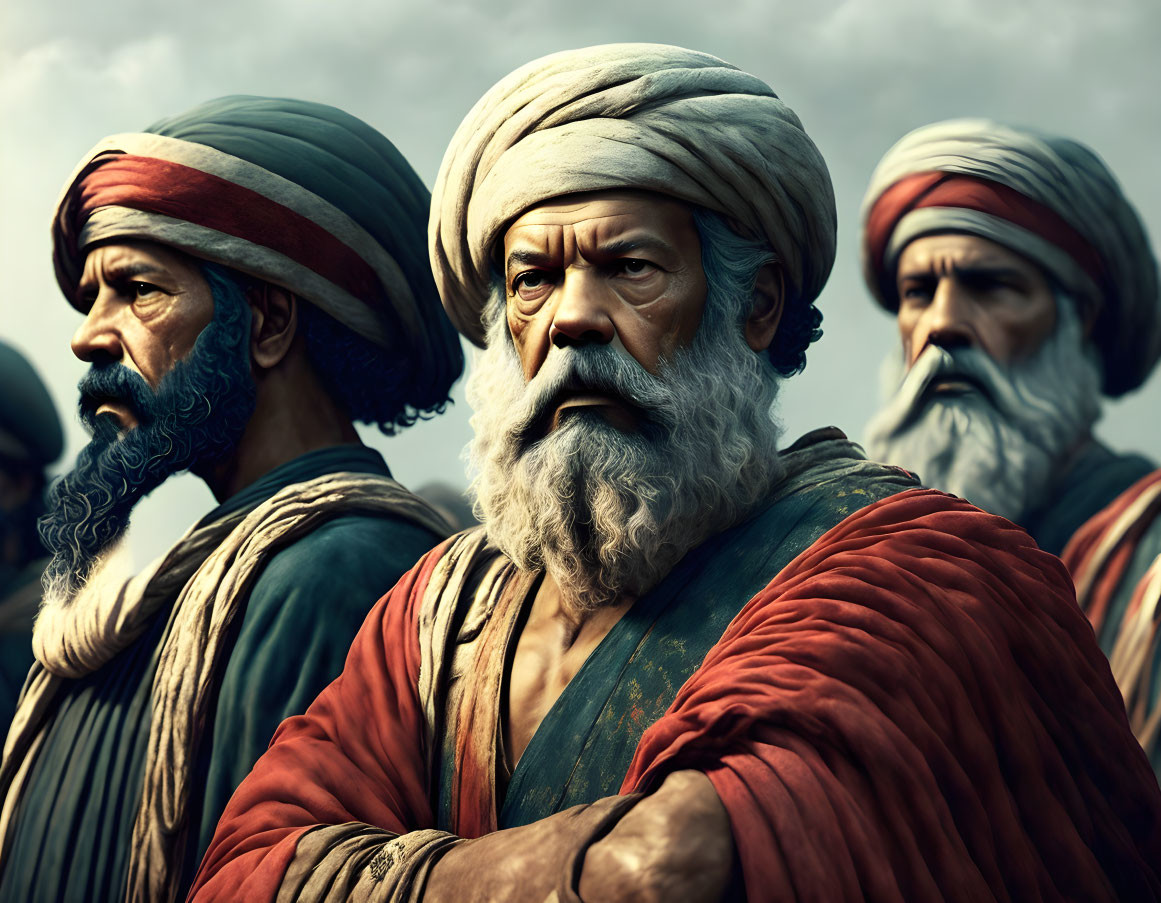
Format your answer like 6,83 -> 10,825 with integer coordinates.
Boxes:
429,43 -> 836,347
861,118 -> 1160,397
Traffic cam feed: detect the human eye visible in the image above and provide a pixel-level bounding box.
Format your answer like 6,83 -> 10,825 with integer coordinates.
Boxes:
613,258 -> 657,278
898,279 -> 933,305
512,270 -> 550,292
510,269 -> 556,313
131,281 -> 166,300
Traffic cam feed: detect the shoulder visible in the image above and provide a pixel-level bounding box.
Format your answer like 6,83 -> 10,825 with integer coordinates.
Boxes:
246,511 -> 447,627
1064,469 -> 1161,570
773,487 -> 1079,620
720,487 -> 1105,703
775,428 -> 921,510
810,486 -> 1056,566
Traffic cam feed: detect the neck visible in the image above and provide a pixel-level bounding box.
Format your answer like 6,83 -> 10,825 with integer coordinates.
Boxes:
1043,432 -> 1097,501
538,571 -> 635,643
200,345 -> 362,502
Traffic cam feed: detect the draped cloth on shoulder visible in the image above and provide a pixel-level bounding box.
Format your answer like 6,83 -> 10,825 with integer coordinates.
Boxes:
623,490 -> 1161,900
859,118 -> 1160,397
189,491 -> 1161,903
1063,468 -> 1161,759
429,43 -> 836,347
0,473 -> 450,903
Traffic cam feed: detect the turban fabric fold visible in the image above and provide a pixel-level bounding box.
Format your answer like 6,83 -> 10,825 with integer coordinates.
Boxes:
429,43 -> 837,348
861,119 -> 1160,397
53,96 -> 462,401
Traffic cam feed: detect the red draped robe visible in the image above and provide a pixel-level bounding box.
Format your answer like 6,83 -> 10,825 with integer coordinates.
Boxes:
189,490 -> 1161,902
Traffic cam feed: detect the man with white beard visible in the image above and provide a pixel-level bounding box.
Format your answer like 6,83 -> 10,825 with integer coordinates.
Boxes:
861,119 -> 1161,772
192,47 -> 1161,903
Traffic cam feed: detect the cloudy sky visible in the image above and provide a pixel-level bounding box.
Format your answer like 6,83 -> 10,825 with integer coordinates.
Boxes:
2,0 -> 1159,564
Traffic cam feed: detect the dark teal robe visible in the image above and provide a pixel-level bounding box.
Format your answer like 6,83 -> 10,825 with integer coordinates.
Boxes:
428,431 -> 922,832
0,560 -> 43,731
0,446 -> 444,903
1023,440 -> 1154,557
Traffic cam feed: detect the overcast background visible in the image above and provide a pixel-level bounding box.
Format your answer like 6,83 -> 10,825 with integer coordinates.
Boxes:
2,0 -> 1159,566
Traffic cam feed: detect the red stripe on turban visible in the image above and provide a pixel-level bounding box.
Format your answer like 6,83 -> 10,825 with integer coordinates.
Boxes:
75,156 -> 384,307
864,172 -> 1107,299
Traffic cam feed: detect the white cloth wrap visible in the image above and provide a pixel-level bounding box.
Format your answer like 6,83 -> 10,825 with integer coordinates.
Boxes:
429,43 -> 836,347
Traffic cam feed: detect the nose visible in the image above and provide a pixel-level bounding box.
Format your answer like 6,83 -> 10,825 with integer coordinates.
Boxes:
911,278 -> 976,363
548,271 -> 615,349
70,295 -> 124,364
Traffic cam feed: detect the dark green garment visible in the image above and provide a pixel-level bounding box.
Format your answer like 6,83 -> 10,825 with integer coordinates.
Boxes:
1023,440 -> 1154,557
0,446 -> 444,903
0,559 -> 43,731
432,433 -> 920,830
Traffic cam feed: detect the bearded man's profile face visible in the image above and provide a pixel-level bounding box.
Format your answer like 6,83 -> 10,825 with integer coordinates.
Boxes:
865,233 -> 1102,522
467,193 -> 788,612
39,242 -> 257,608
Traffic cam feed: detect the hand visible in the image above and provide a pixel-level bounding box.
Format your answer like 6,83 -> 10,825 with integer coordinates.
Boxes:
578,770 -> 734,903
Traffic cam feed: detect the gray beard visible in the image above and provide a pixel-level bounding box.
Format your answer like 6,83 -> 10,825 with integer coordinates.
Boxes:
466,295 -> 785,613
864,298 -> 1101,523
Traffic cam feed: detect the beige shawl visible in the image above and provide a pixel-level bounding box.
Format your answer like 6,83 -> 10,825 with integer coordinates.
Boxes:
0,471 -> 450,903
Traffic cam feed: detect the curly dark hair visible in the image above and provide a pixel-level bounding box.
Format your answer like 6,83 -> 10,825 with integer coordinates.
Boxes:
201,263 -> 455,435
693,208 -> 823,377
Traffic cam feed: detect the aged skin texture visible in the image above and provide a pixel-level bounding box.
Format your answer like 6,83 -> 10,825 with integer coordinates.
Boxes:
0,96 -> 461,903
862,118 -> 1161,772
192,45 -> 1161,903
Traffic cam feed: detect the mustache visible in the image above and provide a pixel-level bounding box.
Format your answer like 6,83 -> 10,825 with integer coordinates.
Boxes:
882,344 -> 1016,432
511,346 -> 659,449
77,364 -> 156,432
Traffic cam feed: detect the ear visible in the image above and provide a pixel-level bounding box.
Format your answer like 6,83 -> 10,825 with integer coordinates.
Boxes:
744,263 -> 785,353
248,283 -> 298,370
1077,296 -> 1100,342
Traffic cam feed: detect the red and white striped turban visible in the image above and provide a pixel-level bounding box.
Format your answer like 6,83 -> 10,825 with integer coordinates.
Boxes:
51,96 -> 462,398
861,118 -> 1160,397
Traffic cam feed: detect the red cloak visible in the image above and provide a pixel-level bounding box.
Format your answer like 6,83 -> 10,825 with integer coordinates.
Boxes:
190,490 -> 1161,902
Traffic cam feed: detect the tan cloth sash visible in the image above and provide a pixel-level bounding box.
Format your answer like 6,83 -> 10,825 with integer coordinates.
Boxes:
0,472 -> 450,903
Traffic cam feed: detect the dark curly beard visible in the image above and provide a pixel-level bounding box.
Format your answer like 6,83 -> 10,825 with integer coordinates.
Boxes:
39,267 -> 256,608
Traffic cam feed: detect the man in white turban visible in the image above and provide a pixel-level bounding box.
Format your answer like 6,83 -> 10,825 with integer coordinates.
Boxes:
861,119 -> 1161,772
192,47 -> 1161,903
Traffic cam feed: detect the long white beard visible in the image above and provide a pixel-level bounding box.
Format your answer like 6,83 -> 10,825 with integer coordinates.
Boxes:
466,295 -> 785,613
864,298 -> 1101,523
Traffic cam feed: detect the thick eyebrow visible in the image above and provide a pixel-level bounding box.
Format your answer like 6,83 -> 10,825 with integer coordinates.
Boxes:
592,236 -> 676,258
898,264 -> 1030,283
505,248 -> 556,272
76,261 -> 166,304
78,261 -> 163,290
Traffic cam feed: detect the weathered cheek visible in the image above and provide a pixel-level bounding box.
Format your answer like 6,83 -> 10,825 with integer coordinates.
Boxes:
897,314 -> 919,364
506,315 -> 539,381
508,313 -> 527,341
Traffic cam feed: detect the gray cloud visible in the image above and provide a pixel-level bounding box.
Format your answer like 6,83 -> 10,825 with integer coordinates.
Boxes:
2,0 -> 1158,565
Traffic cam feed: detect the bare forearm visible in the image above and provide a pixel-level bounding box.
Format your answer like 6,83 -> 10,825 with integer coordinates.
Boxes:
422,771 -> 733,903
578,770 -> 733,903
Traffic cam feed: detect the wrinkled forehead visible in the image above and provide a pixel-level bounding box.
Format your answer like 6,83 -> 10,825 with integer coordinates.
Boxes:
895,232 -> 1051,281
79,239 -> 204,286
500,190 -> 698,261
